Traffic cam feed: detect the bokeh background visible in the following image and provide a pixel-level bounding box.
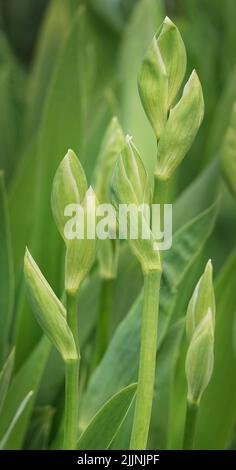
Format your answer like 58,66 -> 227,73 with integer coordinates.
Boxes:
0,0 -> 236,450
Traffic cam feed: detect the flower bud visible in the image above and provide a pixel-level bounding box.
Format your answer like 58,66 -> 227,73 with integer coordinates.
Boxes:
185,312 -> 214,405
138,17 -> 186,139
155,70 -> 204,180
51,149 -> 87,242
221,102 -> 236,200
24,248 -> 78,362
186,260 -> 215,341
94,117 -> 126,203
111,136 -> 161,272
111,135 -> 152,207
65,187 -> 98,295
185,260 -> 215,405
52,153 -> 98,294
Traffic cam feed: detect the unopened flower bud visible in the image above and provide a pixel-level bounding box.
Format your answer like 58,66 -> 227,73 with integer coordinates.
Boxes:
111,136 -> 161,272
94,117 -> 126,203
24,248 -> 78,362
155,70 -> 204,180
65,187 -> 98,295
138,17 -> 186,139
185,260 -> 215,405
51,149 -> 87,242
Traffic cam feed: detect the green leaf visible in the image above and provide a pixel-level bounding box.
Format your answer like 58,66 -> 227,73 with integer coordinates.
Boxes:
0,172 -> 14,365
25,406 -> 55,450
24,249 -> 77,362
78,384 -> 137,450
26,0 -> 71,135
221,102 -> 236,200
0,392 -> 33,450
0,336 -> 50,449
149,319 -> 185,449
79,202 -> 217,428
0,349 -> 15,414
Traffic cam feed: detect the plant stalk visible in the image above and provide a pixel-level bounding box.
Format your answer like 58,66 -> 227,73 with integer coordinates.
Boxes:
130,269 -> 161,450
153,175 -> 169,233
92,278 -> 114,369
183,401 -> 199,450
64,293 -> 80,450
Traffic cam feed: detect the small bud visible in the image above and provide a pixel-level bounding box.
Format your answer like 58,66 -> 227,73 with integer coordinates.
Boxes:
111,136 -> 161,272
155,70 -> 204,180
185,312 -> 214,405
52,153 -> 98,294
65,187 -> 98,294
24,248 -> 78,362
94,117 -> 126,203
51,149 -> 87,242
185,260 -> 215,405
111,135 -> 152,207
186,260 -> 215,341
221,102 -> 236,200
138,17 -> 186,139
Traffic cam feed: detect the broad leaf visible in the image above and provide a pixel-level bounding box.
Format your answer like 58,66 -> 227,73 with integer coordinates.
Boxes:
0,172 -> 14,365
0,337 -> 50,449
78,384 -> 137,450
0,349 -> 15,414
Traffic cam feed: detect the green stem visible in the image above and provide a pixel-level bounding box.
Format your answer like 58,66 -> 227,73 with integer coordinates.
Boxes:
64,293 -> 80,450
153,175 -> 168,206
183,401 -> 199,450
64,359 -> 79,450
153,175 -> 169,234
130,269 -> 161,450
92,278 -> 114,369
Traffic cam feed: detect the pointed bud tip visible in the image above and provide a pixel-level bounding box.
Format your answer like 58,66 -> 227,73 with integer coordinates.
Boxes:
204,259 -> 213,278
163,16 -> 175,29
65,148 -> 77,161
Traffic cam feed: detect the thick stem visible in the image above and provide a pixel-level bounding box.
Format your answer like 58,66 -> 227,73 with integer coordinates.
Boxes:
183,401 -> 199,450
64,293 -> 80,450
92,278 -> 114,369
153,175 -> 169,233
153,175 -> 168,205
130,269 -> 161,450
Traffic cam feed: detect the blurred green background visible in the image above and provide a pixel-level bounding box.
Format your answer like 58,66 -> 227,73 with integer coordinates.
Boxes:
0,0 -> 236,450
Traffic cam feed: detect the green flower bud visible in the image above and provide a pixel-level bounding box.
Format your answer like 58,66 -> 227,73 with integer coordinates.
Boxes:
111,135 -> 152,207
51,149 -> 87,242
94,117 -> 126,203
185,312 -> 214,405
111,136 -> 161,273
138,17 -> 186,139
24,248 -> 78,362
52,152 -> 98,294
65,187 -> 98,295
221,102 -> 236,200
186,260 -> 215,341
185,260 -> 215,405
155,70 -> 204,180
